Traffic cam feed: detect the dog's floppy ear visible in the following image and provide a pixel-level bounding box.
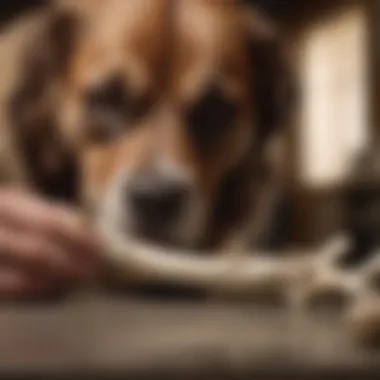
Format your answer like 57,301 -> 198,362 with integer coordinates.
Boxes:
8,7 -> 81,202
244,7 -> 296,149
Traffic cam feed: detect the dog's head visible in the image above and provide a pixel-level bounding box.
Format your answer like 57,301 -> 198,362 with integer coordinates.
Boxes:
10,0 -> 293,249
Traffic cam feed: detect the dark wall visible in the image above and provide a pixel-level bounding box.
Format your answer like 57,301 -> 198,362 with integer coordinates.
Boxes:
248,0 -> 305,18
0,1 -> 47,27
0,1 -> 303,26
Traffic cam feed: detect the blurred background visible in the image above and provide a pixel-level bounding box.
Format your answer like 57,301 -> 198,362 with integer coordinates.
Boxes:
0,0 -> 378,251
253,0 -> 376,252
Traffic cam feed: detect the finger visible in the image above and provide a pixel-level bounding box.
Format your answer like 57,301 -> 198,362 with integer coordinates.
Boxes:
0,227 -> 96,283
0,267 -> 50,300
40,206 -> 104,266
0,190 -> 104,264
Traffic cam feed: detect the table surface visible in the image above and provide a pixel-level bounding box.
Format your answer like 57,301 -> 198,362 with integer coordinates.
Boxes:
0,289 -> 379,380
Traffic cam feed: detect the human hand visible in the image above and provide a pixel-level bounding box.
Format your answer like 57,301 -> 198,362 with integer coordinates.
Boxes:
0,188 -> 104,300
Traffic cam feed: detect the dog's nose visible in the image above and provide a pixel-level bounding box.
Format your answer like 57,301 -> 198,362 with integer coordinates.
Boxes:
129,175 -> 187,226
84,74 -> 126,112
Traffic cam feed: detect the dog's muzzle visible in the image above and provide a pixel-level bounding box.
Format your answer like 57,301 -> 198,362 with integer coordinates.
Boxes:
128,170 -> 188,232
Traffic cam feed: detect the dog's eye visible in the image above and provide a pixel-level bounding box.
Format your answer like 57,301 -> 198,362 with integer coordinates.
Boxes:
185,86 -> 238,152
85,75 -> 127,117
84,75 -> 151,142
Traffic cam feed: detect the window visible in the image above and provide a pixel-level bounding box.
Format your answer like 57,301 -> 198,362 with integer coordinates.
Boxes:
298,5 -> 369,189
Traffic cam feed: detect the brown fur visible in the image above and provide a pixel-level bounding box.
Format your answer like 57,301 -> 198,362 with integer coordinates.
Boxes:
0,0 -> 294,250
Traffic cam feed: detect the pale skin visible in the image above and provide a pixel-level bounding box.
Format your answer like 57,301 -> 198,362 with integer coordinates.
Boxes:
0,188 -> 104,300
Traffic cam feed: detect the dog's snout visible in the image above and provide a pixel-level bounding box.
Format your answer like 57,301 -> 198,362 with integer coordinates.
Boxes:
130,174 -> 188,226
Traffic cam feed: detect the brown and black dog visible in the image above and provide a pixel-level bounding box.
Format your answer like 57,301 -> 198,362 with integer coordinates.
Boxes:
0,0 -> 294,287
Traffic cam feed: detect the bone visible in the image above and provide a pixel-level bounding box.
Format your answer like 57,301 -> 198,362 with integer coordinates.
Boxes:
100,220 -> 350,296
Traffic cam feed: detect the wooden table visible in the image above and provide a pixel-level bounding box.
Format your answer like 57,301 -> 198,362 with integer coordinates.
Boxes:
0,289 -> 379,380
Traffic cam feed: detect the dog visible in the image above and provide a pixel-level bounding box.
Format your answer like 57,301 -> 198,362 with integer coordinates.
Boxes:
0,0 -> 294,290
